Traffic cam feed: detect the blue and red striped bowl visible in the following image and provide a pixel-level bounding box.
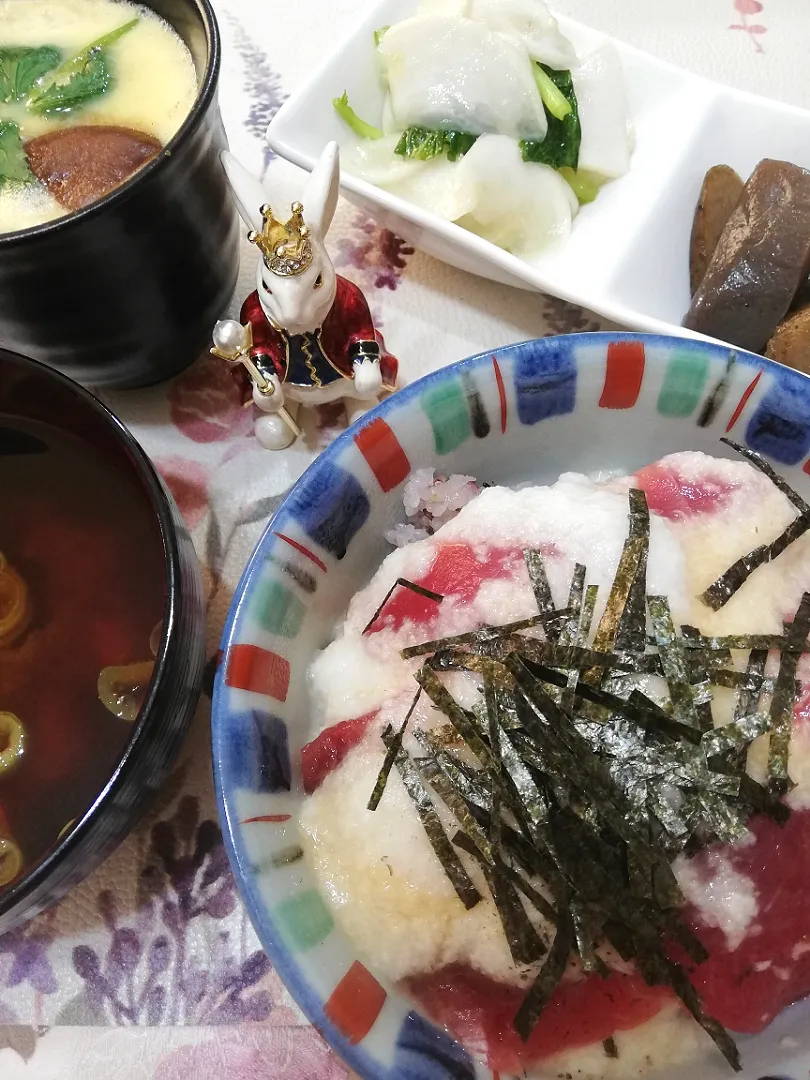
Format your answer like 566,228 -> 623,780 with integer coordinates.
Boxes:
211,333 -> 810,1080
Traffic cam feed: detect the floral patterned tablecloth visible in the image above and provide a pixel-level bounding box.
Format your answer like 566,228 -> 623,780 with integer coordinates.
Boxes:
2,0 -> 808,1076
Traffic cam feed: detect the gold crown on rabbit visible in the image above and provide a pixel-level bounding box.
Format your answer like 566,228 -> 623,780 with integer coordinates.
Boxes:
247,201 -> 313,277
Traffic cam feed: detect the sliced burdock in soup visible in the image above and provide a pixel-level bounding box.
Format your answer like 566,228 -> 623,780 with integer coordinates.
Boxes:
25,125 -> 162,212
684,159 -> 810,352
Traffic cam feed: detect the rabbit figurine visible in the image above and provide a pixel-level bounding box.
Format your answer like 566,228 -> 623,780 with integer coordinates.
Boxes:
211,142 -> 399,450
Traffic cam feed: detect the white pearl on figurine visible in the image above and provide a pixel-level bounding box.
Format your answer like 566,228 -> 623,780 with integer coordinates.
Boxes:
255,414 -> 295,450
213,319 -> 248,354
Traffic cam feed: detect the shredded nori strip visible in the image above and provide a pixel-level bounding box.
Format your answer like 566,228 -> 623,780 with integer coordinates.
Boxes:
417,757 -> 494,864
383,729 -> 481,910
514,910 -> 574,1039
485,677 -> 504,850
415,665 -> 494,767
701,443 -> 810,611
352,459 -> 810,1068
363,577 -> 443,634
614,490 -> 650,654
665,960 -> 741,1071
367,688 -> 421,811
767,592 -> 810,794
562,582 -> 598,710
648,596 -> 706,731
676,633 -> 810,653
701,515 -> 810,611
524,550 -> 557,639
558,563 -> 587,647
734,649 -> 768,723
453,831 -> 547,965
587,491 -> 649,678
401,613 -> 568,659
721,438 -> 810,515
703,713 -> 771,759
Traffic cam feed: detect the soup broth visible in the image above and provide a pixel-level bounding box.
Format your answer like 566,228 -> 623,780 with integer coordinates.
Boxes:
0,417 -> 165,888
0,0 -> 198,233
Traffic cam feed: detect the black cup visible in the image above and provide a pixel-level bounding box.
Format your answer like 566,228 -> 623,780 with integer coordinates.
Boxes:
0,348 -> 206,932
0,0 -> 240,390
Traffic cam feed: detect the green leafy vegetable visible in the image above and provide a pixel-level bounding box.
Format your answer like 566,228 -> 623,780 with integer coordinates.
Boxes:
373,25 -> 390,46
558,165 -> 604,205
0,122 -> 33,188
0,46 -> 60,103
28,18 -> 139,117
532,63 -> 571,121
332,91 -> 383,140
394,126 -> 478,163
520,66 -> 580,170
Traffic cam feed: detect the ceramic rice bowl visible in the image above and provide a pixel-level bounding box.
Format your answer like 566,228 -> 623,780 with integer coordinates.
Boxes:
212,332 -> 810,1080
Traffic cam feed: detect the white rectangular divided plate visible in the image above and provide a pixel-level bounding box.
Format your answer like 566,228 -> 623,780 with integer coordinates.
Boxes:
267,0 -> 810,346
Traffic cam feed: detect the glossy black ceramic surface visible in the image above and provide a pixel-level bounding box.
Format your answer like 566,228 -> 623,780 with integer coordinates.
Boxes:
0,349 -> 205,933
0,0 -> 240,390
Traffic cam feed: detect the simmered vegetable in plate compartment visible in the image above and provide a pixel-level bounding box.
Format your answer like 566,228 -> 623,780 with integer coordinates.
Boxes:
332,0 -> 632,260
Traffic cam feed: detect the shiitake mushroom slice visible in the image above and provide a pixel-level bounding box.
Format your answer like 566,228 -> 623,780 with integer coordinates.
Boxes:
26,124 -> 161,212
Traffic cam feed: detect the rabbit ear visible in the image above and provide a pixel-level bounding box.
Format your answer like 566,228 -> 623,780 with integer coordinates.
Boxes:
220,151 -> 267,233
303,141 -> 340,239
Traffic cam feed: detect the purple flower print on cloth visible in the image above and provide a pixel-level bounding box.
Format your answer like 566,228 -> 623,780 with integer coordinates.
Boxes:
68,796 -> 289,1027
0,927 -> 58,996
333,212 -> 415,300
225,14 -> 287,174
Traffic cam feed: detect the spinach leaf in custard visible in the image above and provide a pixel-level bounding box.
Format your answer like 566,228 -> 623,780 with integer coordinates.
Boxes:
0,46 -> 60,104
0,121 -> 33,188
27,18 -> 138,117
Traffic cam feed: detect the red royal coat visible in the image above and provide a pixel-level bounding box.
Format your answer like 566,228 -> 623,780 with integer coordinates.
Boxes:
233,275 -> 398,404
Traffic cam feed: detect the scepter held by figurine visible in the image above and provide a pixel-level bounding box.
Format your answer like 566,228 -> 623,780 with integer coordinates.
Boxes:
210,320 -> 303,439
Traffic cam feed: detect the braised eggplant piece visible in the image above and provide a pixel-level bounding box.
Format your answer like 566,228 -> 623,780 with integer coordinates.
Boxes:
683,159 -> 810,353
26,125 -> 161,212
765,304 -> 810,373
689,165 -> 744,295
